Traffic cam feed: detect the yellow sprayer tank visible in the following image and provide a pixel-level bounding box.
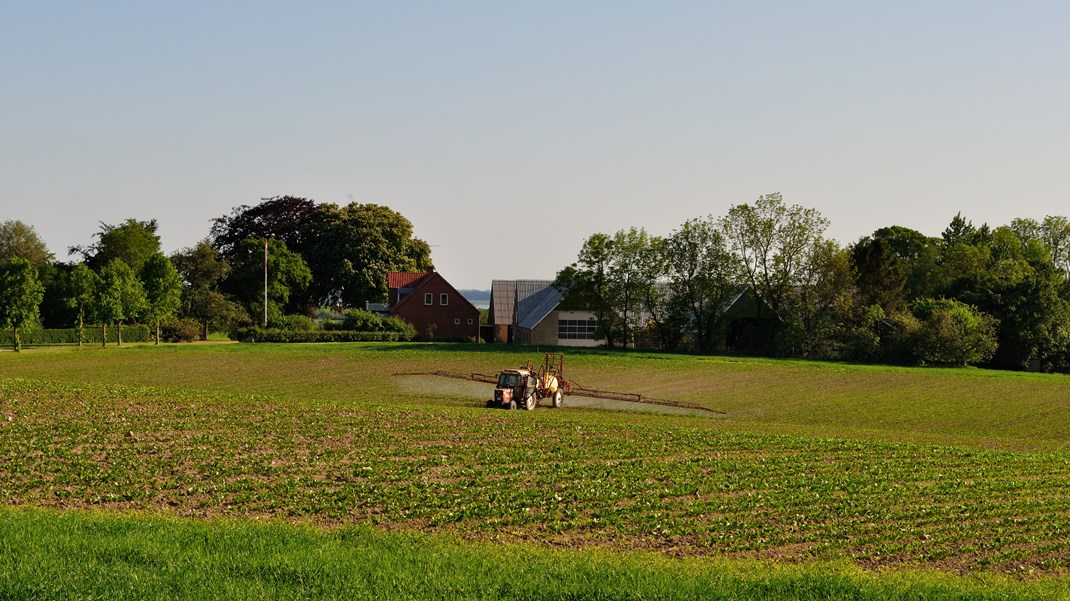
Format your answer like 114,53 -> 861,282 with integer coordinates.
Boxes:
542,374 -> 558,395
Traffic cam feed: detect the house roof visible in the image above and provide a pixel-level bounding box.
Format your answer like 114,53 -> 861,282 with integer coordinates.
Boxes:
490,280 -> 517,325
391,271 -> 480,314
515,280 -> 562,330
388,271 -> 432,290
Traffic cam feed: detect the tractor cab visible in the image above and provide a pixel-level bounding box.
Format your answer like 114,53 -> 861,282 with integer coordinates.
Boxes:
492,369 -> 537,410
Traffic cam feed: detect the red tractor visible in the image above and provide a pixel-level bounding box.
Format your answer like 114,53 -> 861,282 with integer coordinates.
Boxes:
487,353 -> 569,410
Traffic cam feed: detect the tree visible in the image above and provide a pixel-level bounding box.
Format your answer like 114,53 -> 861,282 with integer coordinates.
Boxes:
851,236 -> 906,313
94,259 -> 146,347
662,217 -> 740,352
871,225 -> 940,298
607,228 -> 661,346
301,202 -> 433,308
221,238 -> 312,325
0,220 -> 54,268
210,199 -> 433,310
783,240 -> 857,359
719,193 -> 830,355
139,253 -> 183,345
64,263 -> 99,346
555,233 -> 621,347
210,196 -> 318,258
172,241 -> 241,340
0,258 -> 45,352
720,193 -> 830,317
909,298 -> 998,366
1010,215 -> 1070,278
73,219 -> 162,274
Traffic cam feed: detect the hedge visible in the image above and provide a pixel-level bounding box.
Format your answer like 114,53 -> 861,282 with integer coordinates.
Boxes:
0,325 -> 151,346
230,328 -> 412,343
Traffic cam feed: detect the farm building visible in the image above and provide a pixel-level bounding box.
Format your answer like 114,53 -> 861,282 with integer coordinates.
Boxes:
386,271 -> 480,340
487,280 -> 603,347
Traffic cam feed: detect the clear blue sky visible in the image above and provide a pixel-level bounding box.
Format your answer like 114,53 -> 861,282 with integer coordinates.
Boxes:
3,1 -> 1068,290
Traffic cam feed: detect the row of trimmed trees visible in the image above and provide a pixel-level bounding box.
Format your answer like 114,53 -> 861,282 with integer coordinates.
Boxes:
0,197 -> 433,350
556,194 -> 1070,370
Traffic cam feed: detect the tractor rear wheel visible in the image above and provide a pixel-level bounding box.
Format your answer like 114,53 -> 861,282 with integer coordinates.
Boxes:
524,395 -> 536,411
552,390 -> 563,408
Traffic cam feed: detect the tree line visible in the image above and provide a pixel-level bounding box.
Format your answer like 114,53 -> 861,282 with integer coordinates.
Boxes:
556,193 -> 1070,371
0,197 -> 432,350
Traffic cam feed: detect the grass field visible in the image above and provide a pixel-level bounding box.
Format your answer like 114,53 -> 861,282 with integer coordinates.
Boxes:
2,343 -> 1070,598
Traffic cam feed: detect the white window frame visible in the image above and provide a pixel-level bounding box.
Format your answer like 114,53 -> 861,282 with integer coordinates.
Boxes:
453,318 -> 461,325
424,293 -> 433,306
440,293 -> 449,306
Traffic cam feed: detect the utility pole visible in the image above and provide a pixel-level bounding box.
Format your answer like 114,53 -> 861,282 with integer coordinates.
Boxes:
263,239 -> 269,327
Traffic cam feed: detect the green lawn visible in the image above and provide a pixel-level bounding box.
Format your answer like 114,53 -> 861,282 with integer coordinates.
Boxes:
2,343 -> 1070,598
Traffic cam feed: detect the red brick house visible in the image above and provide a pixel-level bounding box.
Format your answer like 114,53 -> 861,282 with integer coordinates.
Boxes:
388,271 -> 480,340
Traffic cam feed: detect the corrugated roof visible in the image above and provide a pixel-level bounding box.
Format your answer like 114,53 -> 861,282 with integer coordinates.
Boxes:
388,271 -> 431,290
515,280 -> 561,330
490,280 -> 516,325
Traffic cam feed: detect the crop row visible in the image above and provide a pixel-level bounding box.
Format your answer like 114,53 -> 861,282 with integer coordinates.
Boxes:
2,378 -> 1069,576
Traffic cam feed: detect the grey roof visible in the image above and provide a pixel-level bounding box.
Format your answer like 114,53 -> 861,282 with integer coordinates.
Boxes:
516,280 -> 562,330
489,280 -> 516,325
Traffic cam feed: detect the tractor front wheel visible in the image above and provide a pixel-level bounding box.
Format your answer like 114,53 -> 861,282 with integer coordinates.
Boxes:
552,390 -> 563,408
508,400 -> 517,410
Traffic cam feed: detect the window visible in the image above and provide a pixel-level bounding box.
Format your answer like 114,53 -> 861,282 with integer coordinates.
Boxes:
454,318 -> 461,325
467,318 -> 474,325
440,293 -> 449,306
424,293 -> 433,306
558,318 -> 599,340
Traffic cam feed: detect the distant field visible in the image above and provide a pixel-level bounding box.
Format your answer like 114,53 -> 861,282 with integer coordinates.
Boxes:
2,343 -> 1070,596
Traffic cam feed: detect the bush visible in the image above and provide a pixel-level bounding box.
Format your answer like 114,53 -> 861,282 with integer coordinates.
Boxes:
0,325 -> 150,346
159,316 -> 200,343
342,309 -> 384,331
281,314 -> 318,332
230,328 -> 413,343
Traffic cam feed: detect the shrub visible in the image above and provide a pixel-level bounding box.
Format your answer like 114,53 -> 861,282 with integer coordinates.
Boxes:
0,325 -> 150,346
230,328 -> 411,343
281,314 -> 318,332
159,316 -> 200,343
342,309 -> 384,331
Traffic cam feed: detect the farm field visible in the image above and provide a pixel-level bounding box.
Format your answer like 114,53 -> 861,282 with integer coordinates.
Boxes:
2,343 -> 1070,598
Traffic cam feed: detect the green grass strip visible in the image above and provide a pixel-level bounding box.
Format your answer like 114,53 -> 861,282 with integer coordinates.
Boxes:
0,508 -> 1064,600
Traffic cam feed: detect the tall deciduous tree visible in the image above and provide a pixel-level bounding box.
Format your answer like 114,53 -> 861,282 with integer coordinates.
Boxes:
555,233 -> 620,347
172,241 -> 244,340
0,220 -> 54,268
607,228 -> 661,346
210,199 -> 432,310
210,196 -> 318,258
663,217 -> 740,353
850,236 -> 906,313
139,253 -> 183,345
301,202 -> 433,308
94,259 -> 146,347
222,239 -> 312,325
720,193 -> 830,318
64,263 -> 99,346
72,219 -> 162,274
1010,215 -> 1070,278
0,258 -> 45,352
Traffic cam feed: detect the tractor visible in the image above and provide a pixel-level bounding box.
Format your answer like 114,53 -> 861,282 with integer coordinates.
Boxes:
487,353 -> 569,410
